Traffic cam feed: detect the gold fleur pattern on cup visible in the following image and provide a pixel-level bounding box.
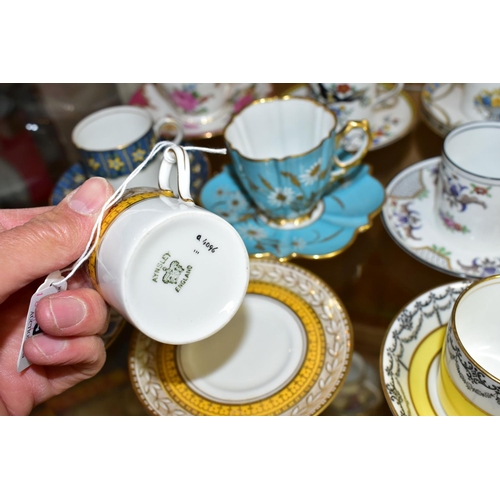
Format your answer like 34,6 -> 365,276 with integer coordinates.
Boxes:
131,147 -> 146,163
87,158 -> 101,171
107,157 -> 125,171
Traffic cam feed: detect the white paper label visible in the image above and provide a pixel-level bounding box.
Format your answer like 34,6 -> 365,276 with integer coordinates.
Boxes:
17,271 -> 67,372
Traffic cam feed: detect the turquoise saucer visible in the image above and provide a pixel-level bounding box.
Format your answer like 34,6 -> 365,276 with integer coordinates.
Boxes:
200,163 -> 385,261
51,147 -> 211,205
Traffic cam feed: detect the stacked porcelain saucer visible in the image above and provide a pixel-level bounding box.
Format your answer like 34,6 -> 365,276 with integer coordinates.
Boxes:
421,83 -> 500,137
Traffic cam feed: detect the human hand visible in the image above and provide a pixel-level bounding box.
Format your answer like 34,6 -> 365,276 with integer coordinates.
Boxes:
0,177 -> 114,415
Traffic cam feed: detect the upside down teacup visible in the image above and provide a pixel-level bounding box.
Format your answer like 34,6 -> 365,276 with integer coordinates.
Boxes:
435,121 -> 500,252
88,144 -> 249,345
439,274 -> 500,416
223,96 -> 371,226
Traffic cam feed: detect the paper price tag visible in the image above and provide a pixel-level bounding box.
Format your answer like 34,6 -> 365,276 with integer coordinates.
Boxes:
17,271 -> 67,373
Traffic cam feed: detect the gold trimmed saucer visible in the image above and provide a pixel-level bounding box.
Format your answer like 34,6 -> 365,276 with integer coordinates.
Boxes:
128,258 -> 353,416
420,83 -> 466,137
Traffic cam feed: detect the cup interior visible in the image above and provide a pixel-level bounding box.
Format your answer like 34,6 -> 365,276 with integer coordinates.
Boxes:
444,123 -> 500,178
225,98 -> 335,160
73,106 -> 152,152
454,277 -> 500,379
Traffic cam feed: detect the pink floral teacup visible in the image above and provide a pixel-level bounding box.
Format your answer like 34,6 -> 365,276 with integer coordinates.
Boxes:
157,83 -> 247,126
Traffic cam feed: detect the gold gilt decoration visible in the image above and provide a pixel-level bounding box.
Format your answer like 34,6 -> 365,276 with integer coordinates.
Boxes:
87,189 -> 174,287
87,158 -> 101,171
107,157 -> 125,171
156,281 -> 326,416
131,147 -> 146,163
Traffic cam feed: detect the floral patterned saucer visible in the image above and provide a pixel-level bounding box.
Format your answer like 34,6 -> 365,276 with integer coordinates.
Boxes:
130,83 -> 274,140
380,280 -> 471,416
128,258 -> 353,416
200,163 -> 385,261
420,83 -> 469,137
383,157 -> 500,279
287,84 -> 417,150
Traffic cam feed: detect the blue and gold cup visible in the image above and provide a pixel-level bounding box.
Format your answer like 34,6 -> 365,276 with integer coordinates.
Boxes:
72,105 -> 183,179
223,96 -> 371,225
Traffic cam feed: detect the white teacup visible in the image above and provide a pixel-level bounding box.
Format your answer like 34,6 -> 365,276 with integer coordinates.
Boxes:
435,121 -> 500,251
88,144 -> 250,344
439,274 -> 500,415
461,83 -> 500,121
309,83 -> 404,129
156,83 -> 244,126
72,105 -> 183,179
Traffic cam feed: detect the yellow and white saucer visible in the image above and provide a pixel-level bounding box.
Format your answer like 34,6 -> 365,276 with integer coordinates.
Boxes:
128,258 -> 353,416
380,280 -> 472,416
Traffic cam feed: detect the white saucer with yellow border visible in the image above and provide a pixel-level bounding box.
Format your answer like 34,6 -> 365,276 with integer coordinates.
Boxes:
128,258 -> 353,416
380,280 -> 471,416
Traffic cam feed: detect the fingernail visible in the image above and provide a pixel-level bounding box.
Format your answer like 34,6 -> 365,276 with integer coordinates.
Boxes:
32,335 -> 67,356
68,177 -> 109,215
49,296 -> 87,329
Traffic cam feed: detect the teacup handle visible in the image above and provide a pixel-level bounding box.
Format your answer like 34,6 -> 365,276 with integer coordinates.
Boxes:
153,116 -> 184,144
334,119 -> 372,170
372,83 -> 404,107
158,144 -> 194,203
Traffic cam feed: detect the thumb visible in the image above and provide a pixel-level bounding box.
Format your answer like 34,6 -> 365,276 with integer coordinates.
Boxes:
0,177 -> 114,303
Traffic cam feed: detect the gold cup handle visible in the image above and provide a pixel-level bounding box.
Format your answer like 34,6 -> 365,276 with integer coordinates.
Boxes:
334,119 -> 372,170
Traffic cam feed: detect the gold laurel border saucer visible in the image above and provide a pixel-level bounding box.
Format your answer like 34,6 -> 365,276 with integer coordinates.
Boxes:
128,258 -> 353,416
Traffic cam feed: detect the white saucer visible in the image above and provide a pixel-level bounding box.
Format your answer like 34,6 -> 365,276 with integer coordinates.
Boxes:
287,84 -> 417,150
132,83 -> 273,140
380,280 -> 471,416
382,157 -> 500,279
128,258 -> 353,416
420,83 -> 468,137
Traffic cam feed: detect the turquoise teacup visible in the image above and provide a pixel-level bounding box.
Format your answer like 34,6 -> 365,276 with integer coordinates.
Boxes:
223,96 -> 371,225
72,105 -> 183,179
